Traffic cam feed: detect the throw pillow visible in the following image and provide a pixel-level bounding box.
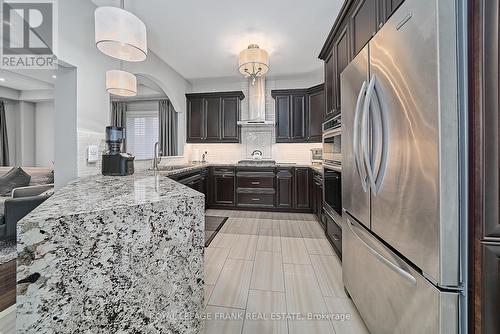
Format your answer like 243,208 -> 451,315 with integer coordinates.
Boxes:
1,167 -> 17,178
0,167 -> 31,196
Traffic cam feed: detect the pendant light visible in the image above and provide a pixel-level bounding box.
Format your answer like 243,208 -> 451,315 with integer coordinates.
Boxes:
106,65 -> 137,97
95,0 -> 147,62
238,44 -> 269,85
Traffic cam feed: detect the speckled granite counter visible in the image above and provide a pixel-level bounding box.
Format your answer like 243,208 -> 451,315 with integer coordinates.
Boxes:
0,240 -> 16,265
16,171 -> 204,334
157,162 -> 324,177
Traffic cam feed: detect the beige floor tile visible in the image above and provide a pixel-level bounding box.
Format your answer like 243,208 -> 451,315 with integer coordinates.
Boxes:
258,219 -> 281,236
210,233 -> 238,249
228,234 -> 258,260
250,251 -> 285,292
204,306 -> 245,334
209,259 -> 254,309
288,319 -> 335,334
298,220 -> 326,239
222,218 -> 260,235
283,263 -> 328,314
0,305 -> 15,334
279,220 -> 302,238
205,247 -> 230,285
304,238 -> 335,256
242,290 -> 287,334
310,255 -> 347,298
281,237 -> 311,265
257,235 -> 281,253
204,285 -> 215,308
324,297 -> 369,334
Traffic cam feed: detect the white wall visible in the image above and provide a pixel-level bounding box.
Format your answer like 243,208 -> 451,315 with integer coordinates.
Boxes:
3,100 -> 19,165
55,66 -> 78,188
35,101 -> 55,167
18,101 -> 36,166
57,0 -> 191,180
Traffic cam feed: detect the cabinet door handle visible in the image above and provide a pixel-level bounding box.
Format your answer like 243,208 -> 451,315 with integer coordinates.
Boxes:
331,234 -> 341,241
251,181 -> 260,185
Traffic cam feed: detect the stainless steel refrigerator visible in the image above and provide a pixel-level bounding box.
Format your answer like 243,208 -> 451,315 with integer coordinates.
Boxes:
340,0 -> 463,332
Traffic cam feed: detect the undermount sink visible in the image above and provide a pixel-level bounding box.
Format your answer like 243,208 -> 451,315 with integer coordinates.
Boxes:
237,160 -> 276,166
156,164 -> 193,171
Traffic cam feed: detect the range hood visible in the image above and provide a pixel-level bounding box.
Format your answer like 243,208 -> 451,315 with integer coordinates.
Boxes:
237,77 -> 274,126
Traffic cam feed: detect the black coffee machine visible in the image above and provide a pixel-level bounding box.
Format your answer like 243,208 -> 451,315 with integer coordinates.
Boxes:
102,126 -> 135,176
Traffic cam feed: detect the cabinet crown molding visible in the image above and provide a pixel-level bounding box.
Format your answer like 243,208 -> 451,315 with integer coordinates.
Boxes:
186,91 -> 245,100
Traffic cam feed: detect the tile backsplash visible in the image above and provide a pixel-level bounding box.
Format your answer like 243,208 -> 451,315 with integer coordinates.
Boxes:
184,142 -> 321,165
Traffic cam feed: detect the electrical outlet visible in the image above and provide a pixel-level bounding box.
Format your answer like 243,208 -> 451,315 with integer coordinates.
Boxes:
87,145 -> 99,163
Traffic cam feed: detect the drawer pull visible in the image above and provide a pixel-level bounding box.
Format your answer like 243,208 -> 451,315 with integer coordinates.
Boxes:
251,181 -> 260,185
251,198 -> 260,201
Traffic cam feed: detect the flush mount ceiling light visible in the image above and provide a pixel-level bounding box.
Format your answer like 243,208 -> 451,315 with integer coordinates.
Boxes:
95,0 -> 147,62
106,69 -> 137,97
238,44 -> 269,84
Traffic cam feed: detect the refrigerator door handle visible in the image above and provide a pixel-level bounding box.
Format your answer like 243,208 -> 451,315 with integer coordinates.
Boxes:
362,76 -> 377,191
346,217 -> 417,286
371,78 -> 389,195
353,81 -> 368,192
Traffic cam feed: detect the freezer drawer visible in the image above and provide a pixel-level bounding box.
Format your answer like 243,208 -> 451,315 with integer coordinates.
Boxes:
343,214 -> 459,334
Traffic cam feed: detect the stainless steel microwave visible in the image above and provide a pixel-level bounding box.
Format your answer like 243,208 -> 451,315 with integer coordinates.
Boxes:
323,126 -> 341,168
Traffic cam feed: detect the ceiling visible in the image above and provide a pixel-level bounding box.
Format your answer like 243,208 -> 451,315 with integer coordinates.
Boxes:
91,0 -> 342,81
0,69 -> 55,91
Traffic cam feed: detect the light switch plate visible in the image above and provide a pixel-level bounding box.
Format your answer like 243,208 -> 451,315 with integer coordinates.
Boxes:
87,145 -> 99,163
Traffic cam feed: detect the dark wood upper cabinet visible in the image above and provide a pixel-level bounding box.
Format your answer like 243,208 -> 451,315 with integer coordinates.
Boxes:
350,0 -> 379,57
221,97 -> 239,141
187,97 -> 204,142
333,25 -> 350,113
318,0 -> 401,120
186,91 -> 244,143
272,86 -> 324,143
384,0 -> 404,21
291,94 -> 306,140
294,167 -> 311,210
307,84 -> 325,142
205,97 -> 221,141
324,50 -> 335,119
275,95 -> 291,141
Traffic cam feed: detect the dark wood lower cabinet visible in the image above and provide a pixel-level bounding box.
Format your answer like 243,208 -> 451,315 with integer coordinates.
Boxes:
469,0 -> 500,332
479,243 -> 500,333
277,168 -> 294,209
237,192 -> 275,208
213,174 -> 235,206
171,166 -> 317,213
294,168 -> 311,210
0,260 -> 16,312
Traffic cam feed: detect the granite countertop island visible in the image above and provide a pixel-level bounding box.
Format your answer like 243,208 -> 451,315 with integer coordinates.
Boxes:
16,171 -> 204,333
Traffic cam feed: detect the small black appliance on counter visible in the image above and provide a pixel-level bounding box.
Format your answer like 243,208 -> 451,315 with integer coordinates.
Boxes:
102,126 -> 135,176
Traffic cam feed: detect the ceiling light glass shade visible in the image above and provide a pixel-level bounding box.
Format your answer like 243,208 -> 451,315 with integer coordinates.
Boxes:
238,44 -> 269,78
95,6 -> 147,62
106,70 -> 137,97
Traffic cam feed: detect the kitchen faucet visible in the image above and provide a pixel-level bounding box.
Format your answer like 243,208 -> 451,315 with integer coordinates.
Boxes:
152,142 -> 161,171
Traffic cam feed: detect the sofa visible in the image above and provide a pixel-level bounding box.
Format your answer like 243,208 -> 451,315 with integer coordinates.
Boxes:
0,167 -> 54,241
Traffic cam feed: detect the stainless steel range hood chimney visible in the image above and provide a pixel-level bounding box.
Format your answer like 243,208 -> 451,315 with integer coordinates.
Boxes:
237,77 -> 274,126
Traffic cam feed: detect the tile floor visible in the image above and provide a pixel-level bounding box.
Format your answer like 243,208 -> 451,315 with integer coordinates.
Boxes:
0,210 -> 369,334
203,209 -> 369,334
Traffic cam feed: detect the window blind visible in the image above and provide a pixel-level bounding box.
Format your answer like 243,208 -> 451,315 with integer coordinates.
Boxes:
126,111 -> 159,160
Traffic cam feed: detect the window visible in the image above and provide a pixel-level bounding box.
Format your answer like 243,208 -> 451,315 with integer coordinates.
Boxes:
126,111 -> 158,160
